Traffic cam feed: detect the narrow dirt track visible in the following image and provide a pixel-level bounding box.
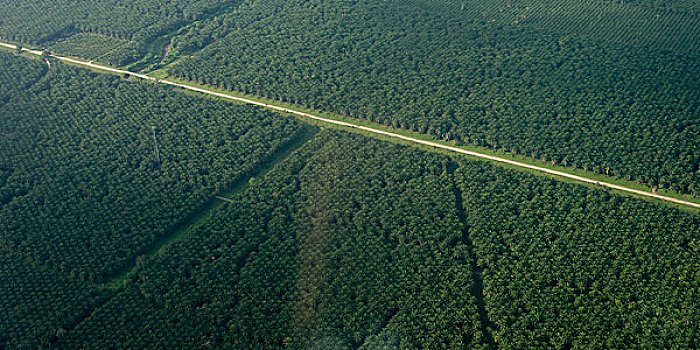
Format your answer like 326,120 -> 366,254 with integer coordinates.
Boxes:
2,41 -> 698,210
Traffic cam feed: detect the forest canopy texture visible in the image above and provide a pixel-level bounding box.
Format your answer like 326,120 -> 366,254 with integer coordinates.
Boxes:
1,0 -> 699,349
1,52 -> 699,349
1,0 -> 697,195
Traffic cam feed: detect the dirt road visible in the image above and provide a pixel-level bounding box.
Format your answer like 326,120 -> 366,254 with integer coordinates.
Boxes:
3,41 -> 698,210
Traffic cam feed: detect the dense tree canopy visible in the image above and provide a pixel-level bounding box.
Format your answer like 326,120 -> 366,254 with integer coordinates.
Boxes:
50,131 -> 700,349
0,0 -> 245,69
0,52 -> 303,283
2,0 -> 698,194
1,2 -> 699,349
168,0 -> 700,196
0,250 -> 110,350
457,160 -> 700,349
50,34 -> 144,67
0,0 -> 234,45
0,51 -> 47,105
56,131 -> 486,349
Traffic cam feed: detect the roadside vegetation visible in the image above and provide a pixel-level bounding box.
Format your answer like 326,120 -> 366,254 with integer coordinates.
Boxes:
0,51 -> 303,285
51,33 -> 143,67
51,131 -> 700,349
456,158 -> 700,349
168,0 -> 700,196
1,1 -> 699,349
0,0 -> 233,45
3,0 -> 698,196
0,0 -> 244,69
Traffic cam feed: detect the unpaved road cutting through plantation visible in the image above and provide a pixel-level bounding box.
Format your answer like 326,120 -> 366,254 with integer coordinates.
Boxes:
2,41 -> 698,210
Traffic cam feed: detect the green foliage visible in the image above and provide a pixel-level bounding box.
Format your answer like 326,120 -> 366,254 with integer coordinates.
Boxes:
456,159 -> 700,349
600,0 -> 700,13
0,52 -> 302,283
482,0 -> 700,50
49,129 -> 700,349
51,33 -> 143,66
0,0 -> 244,67
0,54 -> 47,206
0,51 -> 46,105
0,250 -> 110,350
1,50 -> 698,347
0,0 -> 233,45
1,3 -> 699,347
55,131 -> 486,349
169,0 -> 700,196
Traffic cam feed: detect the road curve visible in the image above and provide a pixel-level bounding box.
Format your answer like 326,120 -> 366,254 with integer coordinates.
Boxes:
3,41 -> 698,210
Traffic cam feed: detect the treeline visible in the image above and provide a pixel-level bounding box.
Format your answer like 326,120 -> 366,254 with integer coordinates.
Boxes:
55,131 -> 487,349
0,51 -> 302,285
169,0 -> 700,196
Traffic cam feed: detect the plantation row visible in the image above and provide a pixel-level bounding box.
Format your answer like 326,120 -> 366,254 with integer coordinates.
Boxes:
0,55 -> 47,209
2,55 -> 698,348
0,51 -> 304,285
0,51 -> 46,106
54,131 -> 487,349
48,131 -> 700,349
0,250 -> 110,350
610,0 -> 700,13
51,34 -> 144,67
403,0 -> 700,51
169,0 -> 700,196
456,159 -> 700,349
0,0 -> 246,69
0,0 -> 235,45
505,0 -> 700,51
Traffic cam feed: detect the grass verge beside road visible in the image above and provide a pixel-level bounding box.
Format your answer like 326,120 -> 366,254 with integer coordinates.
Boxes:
3,42 -> 698,212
